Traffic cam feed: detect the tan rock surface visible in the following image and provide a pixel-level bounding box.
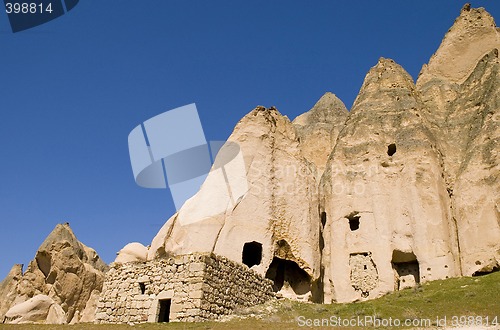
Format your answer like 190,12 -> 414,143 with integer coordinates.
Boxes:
293,92 -> 349,178
114,242 -> 148,264
148,106 -> 324,301
0,223 -> 108,323
417,5 -> 500,277
451,50 -> 500,276
418,4 -> 500,86
319,58 -> 460,303
0,264 -> 22,320
79,289 -> 100,323
417,6 -> 500,183
4,294 -> 65,324
126,4 -> 500,306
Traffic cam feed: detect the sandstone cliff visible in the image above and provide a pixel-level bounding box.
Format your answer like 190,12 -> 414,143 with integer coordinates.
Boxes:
416,5 -> 500,277
0,223 -> 108,324
319,58 -> 460,302
142,4 -> 499,304
146,106 -> 328,302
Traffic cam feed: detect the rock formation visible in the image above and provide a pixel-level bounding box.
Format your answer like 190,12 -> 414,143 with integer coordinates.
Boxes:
141,4 -> 500,304
0,223 -> 108,324
293,92 -> 349,178
416,5 -> 500,277
115,242 -> 149,264
0,264 -> 23,320
4,294 -> 66,324
147,106 -> 324,302
1,3 -> 498,323
319,58 -> 460,302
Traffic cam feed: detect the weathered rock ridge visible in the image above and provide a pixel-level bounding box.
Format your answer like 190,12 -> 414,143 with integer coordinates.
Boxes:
0,223 -> 108,324
142,4 -> 499,303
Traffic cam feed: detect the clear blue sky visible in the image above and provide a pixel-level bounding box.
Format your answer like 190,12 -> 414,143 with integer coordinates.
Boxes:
1,1 -> 499,279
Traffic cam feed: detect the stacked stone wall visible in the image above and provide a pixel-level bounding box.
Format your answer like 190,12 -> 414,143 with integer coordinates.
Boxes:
200,254 -> 275,319
95,253 -> 274,323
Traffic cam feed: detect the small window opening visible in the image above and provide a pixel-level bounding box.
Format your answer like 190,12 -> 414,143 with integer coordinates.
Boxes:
242,241 -> 262,267
346,212 -> 360,231
320,212 -> 327,228
139,282 -> 146,294
364,265 -> 367,270
157,299 -> 171,322
387,143 -> 397,156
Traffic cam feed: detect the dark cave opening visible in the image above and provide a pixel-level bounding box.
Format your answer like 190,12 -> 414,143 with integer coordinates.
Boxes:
242,241 -> 263,268
265,257 -> 311,295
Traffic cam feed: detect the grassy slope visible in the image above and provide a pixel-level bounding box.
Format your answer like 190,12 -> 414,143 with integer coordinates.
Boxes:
1,271 -> 499,329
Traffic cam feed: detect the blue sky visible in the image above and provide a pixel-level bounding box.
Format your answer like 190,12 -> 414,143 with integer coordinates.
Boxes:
1,1 -> 499,279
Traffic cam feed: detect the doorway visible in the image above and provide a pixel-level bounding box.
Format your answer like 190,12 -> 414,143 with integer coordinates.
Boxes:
157,299 -> 171,322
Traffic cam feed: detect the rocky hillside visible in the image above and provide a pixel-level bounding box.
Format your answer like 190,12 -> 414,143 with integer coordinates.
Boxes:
130,4 -> 499,304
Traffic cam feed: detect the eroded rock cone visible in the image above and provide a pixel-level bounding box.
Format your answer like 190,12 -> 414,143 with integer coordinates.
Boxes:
417,5 -> 500,276
0,223 -> 108,324
319,58 -> 460,303
293,92 -> 349,178
147,106 -> 332,302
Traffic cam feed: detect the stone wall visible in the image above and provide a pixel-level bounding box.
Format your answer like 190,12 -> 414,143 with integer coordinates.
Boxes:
95,253 -> 274,323
349,253 -> 379,298
201,253 -> 274,318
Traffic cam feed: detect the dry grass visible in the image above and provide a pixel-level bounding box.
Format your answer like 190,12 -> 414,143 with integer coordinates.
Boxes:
1,271 -> 499,329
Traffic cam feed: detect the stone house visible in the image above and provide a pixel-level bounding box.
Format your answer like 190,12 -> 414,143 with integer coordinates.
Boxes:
95,253 -> 274,323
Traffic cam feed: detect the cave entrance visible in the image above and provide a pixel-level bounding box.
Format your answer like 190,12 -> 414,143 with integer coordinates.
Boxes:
265,257 -> 311,295
391,250 -> 420,290
157,299 -> 171,323
242,241 -> 262,268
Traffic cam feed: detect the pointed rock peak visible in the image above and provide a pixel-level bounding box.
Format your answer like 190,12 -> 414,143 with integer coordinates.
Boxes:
248,105 -> 281,116
34,222 -> 108,276
235,105 -> 291,132
350,58 -> 418,114
38,222 -> 80,252
310,92 -> 347,114
293,92 -> 348,126
374,57 -> 412,74
356,58 -> 415,95
370,57 -> 415,84
417,4 -> 500,86
6,264 -> 23,278
0,264 -> 23,286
